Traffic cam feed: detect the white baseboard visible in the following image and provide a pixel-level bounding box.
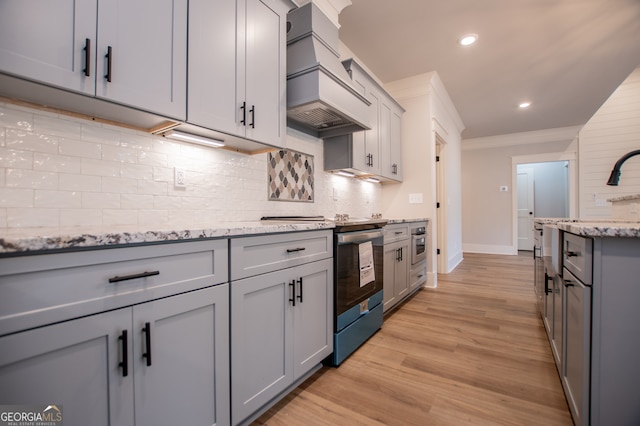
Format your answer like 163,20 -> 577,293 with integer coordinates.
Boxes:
461,243 -> 518,255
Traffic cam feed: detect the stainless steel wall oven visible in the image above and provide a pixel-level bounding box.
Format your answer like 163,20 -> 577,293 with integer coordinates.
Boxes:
411,225 -> 426,265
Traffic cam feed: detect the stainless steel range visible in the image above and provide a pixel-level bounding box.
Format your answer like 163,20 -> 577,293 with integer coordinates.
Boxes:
329,214 -> 386,365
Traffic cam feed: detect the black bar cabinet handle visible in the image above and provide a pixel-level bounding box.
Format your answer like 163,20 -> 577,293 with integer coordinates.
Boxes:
286,247 -> 306,253
564,280 -> 575,287
249,105 -> 255,128
240,102 -> 246,125
297,277 -> 303,303
105,46 -> 112,82
118,330 -> 128,377
109,270 -> 159,283
83,38 -> 91,77
533,245 -> 536,259
564,250 -> 579,258
544,272 -> 550,294
142,322 -> 152,367
289,280 -> 296,306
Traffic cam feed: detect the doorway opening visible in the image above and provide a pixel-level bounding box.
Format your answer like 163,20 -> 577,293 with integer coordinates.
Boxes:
512,153 -> 576,253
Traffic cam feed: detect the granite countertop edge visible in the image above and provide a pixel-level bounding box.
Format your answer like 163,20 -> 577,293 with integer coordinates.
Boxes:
387,218 -> 429,224
0,221 -> 337,256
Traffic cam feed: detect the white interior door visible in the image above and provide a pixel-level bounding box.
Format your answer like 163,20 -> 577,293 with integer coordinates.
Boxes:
517,168 -> 535,250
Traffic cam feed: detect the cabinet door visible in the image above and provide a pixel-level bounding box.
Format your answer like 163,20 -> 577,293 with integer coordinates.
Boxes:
132,285 -> 230,426
0,0 -> 96,95
389,105 -> 403,181
96,0 -> 187,119
231,268 -> 293,425
396,241 -> 410,300
293,258 -> 333,379
383,243 -> 399,312
0,309 -> 134,426
364,89 -> 381,175
243,0 -> 287,145
187,0 -> 240,136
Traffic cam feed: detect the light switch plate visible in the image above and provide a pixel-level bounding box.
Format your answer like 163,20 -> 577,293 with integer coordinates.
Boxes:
409,193 -> 423,204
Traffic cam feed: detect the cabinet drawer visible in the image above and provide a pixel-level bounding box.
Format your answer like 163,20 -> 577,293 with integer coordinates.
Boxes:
384,224 -> 410,243
230,230 -> 332,280
0,239 -> 228,336
410,261 -> 427,287
563,232 -> 593,285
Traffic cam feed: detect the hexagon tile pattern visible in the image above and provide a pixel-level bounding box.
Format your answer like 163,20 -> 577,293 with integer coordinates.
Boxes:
268,150 -> 314,202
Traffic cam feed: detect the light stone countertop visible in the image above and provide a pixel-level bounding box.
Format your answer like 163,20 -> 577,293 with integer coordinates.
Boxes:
534,217 -> 640,238
0,221 -> 336,256
556,221 -> 640,238
387,218 -> 429,224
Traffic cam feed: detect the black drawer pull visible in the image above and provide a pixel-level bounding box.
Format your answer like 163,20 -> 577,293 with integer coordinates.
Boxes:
297,277 -> 303,303
142,322 -> 152,367
289,280 -> 296,306
109,270 -> 160,283
83,38 -> 91,77
118,330 -> 128,377
564,250 -> 579,258
105,46 -> 112,82
286,247 -> 306,253
564,280 -> 576,287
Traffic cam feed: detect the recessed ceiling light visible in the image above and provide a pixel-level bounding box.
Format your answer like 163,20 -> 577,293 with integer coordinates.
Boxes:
458,34 -> 478,46
519,102 -> 531,109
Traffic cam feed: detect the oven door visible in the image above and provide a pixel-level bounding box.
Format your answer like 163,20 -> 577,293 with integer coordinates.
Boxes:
334,229 -> 384,317
411,234 -> 426,265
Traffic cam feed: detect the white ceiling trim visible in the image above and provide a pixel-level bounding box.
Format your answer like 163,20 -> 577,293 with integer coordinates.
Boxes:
461,126 -> 582,151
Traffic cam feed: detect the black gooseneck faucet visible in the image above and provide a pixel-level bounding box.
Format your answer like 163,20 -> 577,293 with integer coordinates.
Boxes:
606,149 -> 640,186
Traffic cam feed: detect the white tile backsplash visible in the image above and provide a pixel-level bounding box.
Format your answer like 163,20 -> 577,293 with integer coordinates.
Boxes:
6,129 -> 58,153
35,190 -> 81,208
34,153 -> 82,173
0,101 -> 383,235
0,147 -> 33,169
6,169 -> 58,189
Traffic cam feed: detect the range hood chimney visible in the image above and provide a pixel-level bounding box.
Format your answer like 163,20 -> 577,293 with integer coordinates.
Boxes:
286,2 -> 371,138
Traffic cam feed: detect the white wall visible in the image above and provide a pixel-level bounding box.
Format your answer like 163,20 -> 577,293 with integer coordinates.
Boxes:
383,72 -> 465,284
0,101 -> 382,238
461,128 -> 578,254
579,67 -> 640,218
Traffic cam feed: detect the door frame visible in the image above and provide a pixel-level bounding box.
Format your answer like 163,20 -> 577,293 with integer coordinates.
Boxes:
511,152 -> 577,253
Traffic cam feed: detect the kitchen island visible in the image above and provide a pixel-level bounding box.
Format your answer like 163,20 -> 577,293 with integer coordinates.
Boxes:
533,218 -> 640,426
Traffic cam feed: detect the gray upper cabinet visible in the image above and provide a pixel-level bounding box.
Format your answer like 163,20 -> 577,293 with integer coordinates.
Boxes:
188,0 -> 292,147
96,0 -> 187,120
0,0 -> 187,120
324,58 -> 404,182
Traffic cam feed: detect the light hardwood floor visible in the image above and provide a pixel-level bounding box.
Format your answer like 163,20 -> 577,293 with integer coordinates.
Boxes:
253,252 -> 573,425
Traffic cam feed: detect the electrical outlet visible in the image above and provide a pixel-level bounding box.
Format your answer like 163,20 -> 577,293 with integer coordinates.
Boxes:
174,168 -> 186,188
332,187 -> 338,201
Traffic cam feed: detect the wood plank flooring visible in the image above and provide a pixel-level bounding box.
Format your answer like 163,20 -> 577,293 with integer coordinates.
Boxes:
253,252 -> 573,425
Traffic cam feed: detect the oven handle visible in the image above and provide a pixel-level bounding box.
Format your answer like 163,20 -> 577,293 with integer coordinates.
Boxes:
337,230 -> 384,244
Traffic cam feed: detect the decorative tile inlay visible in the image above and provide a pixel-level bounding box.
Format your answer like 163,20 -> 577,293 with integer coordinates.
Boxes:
268,150 -> 314,202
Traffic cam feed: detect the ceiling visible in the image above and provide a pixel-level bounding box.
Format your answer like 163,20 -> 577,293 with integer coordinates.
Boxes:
337,0 -> 640,139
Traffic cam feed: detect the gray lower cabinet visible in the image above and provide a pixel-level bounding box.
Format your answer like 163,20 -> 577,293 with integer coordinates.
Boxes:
383,223 -> 410,312
552,231 -> 640,426
0,240 -> 229,426
230,231 -> 333,425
